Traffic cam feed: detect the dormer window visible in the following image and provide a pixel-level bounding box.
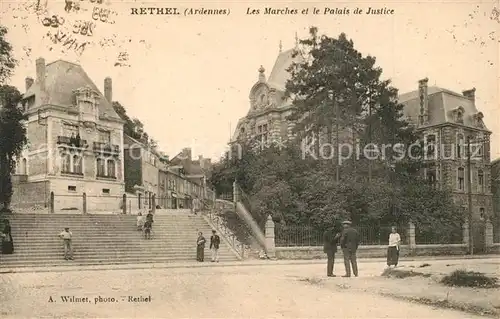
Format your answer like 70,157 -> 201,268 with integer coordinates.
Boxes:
73,86 -> 100,124
473,112 -> 484,128
452,106 -> 465,124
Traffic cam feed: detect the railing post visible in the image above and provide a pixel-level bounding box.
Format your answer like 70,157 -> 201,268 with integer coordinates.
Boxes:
50,191 -> 54,214
82,192 -> 87,214
485,218 -> 493,253
122,193 -> 127,215
408,221 -> 416,254
138,193 -> 142,209
265,214 -> 276,258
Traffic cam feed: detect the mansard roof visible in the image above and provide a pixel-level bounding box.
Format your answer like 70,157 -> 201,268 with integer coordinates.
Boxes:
23,59 -> 122,121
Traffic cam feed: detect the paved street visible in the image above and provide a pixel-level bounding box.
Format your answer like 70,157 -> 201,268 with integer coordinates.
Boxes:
1,258 -> 497,318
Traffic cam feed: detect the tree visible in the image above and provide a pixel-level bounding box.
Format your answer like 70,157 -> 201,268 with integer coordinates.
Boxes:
0,26 -> 17,84
0,85 -> 27,211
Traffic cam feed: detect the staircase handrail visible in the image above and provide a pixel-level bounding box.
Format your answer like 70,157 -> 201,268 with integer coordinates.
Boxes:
206,208 -> 250,259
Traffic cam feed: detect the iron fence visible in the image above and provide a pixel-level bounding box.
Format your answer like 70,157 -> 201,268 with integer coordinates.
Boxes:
275,224 -> 408,247
414,224 -> 463,245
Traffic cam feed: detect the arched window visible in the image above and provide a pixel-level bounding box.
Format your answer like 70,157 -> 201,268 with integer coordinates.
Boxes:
12,159 -> 17,174
96,158 -> 105,177
61,154 -> 71,173
21,158 -> 27,175
73,155 -> 82,174
106,159 -> 115,178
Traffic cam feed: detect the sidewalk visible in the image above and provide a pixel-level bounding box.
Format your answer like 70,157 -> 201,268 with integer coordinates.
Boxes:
1,254 -> 498,274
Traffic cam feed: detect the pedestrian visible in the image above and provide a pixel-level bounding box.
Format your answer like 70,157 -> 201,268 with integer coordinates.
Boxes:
196,231 -> 206,262
1,219 -> 14,254
58,227 -> 73,260
323,226 -> 341,277
143,220 -> 152,239
210,229 -> 220,262
340,220 -> 360,277
387,226 -> 401,268
136,212 -> 144,231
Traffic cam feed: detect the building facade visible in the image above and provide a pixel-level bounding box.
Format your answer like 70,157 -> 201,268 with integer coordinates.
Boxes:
489,158 -> 500,241
230,45 -> 303,147
14,58 -> 125,212
123,134 -> 162,210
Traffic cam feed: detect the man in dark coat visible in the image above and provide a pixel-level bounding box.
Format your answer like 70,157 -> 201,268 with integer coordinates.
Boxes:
323,226 -> 341,277
210,230 -> 220,262
340,220 -> 360,277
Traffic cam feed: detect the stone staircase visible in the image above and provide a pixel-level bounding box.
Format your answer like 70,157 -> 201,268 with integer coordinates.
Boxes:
0,212 -> 240,269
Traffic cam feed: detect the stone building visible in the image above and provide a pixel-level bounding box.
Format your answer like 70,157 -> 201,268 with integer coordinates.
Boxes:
123,134 -> 161,210
230,43 -> 303,147
13,58 -> 125,212
399,78 -> 493,224
489,158 -> 500,242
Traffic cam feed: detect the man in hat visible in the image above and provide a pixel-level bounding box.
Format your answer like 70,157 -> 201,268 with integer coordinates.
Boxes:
323,226 -> 342,277
58,227 -> 73,260
340,220 -> 359,277
210,229 -> 220,262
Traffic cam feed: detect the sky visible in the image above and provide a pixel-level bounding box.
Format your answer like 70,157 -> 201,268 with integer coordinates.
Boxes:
1,0 -> 499,161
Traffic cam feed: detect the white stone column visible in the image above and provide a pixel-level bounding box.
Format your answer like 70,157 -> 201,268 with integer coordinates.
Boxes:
265,215 -> 276,258
47,117 -> 54,175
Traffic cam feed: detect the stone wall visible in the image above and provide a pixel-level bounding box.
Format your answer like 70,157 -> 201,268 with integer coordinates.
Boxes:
10,180 -> 50,210
275,244 -> 469,260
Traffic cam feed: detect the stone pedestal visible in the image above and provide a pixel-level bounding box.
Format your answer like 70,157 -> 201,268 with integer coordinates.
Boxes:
485,219 -> 493,252
265,215 -> 276,258
233,181 -> 240,203
462,221 -> 470,247
408,222 -> 416,253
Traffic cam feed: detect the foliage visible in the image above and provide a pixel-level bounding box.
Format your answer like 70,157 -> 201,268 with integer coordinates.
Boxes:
0,85 -> 27,210
210,27 -> 464,235
441,270 -> 499,288
0,26 -> 17,84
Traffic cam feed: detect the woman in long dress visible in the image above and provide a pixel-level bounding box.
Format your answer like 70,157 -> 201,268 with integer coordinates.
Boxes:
1,219 -> 14,254
387,226 -> 401,267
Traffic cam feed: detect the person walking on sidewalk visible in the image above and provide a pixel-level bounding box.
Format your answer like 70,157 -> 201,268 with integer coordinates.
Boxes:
58,227 -> 73,260
210,230 -> 220,262
387,226 -> 401,268
323,226 -> 341,277
340,220 -> 359,277
196,231 -> 206,262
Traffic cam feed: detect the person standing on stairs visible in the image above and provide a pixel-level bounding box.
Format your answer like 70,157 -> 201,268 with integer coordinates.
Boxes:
1,219 -> 14,254
58,227 -> 73,260
210,229 -> 220,262
196,232 -> 206,262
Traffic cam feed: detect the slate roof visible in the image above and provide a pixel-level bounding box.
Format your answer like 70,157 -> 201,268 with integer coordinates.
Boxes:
23,59 -> 122,121
267,48 -> 304,91
398,86 -> 487,129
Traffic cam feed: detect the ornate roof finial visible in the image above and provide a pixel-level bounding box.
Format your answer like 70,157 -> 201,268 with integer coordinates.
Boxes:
258,65 -> 266,82
279,40 -> 282,53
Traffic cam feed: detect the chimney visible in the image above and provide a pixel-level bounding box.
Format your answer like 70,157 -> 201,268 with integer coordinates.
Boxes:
198,155 -> 203,161
418,78 -> 429,125
25,77 -> 34,92
183,148 -> 192,161
104,77 -> 112,103
462,88 -> 476,103
35,58 -> 46,91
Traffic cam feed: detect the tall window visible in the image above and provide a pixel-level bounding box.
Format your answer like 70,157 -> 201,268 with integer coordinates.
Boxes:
73,155 -> 82,174
63,124 -> 79,137
21,158 -> 27,175
425,134 -> 436,158
458,167 -> 465,191
107,159 -> 116,177
427,166 -> 437,186
98,130 -> 111,144
456,134 -> 464,159
478,169 -> 484,193
479,207 -> 485,220
62,154 -> 71,173
96,158 -> 105,176
256,123 -> 269,148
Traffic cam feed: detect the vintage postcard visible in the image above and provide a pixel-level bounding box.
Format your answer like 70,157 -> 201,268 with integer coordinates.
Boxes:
0,0 -> 499,318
